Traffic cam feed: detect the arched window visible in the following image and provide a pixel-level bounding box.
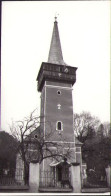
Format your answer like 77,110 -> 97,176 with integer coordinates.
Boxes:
34,134 -> 38,139
56,121 -> 63,131
58,122 -> 61,130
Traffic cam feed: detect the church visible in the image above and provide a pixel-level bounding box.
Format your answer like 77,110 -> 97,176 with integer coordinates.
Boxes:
16,17 -> 86,193
36,16 -> 83,192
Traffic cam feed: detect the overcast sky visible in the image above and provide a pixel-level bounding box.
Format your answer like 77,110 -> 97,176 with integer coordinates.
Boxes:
1,1 -> 110,132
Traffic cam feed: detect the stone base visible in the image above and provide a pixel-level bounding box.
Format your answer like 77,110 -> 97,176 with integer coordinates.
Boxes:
82,187 -> 110,193
38,187 -> 73,192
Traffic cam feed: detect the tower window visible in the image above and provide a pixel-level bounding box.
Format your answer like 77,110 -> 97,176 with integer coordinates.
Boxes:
34,134 -> 38,139
58,122 -> 61,130
56,121 -> 63,131
57,90 -> 61,95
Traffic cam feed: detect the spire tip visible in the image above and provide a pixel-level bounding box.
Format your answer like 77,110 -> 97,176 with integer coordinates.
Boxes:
54,13 -> 59,22
54,16 -> 57,22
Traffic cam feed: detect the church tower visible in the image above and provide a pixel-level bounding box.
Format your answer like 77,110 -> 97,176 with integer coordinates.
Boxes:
37,17 -> 78,171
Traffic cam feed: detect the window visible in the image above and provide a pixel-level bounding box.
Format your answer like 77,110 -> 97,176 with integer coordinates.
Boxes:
58,122 -> 61,130
56,121 -> 63,131
34,134 -> 37,139
57,90 -> 61,95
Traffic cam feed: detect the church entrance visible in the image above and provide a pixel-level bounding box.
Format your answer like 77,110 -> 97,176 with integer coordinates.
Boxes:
56,161 -> 71,188
39,159 -> 72,191
57,165 -> 62,181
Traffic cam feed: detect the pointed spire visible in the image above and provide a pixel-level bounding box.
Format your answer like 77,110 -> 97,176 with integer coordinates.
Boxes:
48,17 -> 66,65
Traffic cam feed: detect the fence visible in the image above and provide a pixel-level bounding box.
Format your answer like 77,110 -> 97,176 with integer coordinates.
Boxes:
0,168 -> 25,186
39,170 -> 72,189
82,169 -> 108,188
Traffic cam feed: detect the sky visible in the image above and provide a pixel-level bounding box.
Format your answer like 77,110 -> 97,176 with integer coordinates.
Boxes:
1,1 -> 110,132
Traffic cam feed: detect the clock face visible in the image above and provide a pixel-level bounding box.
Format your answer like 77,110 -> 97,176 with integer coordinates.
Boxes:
64,67 -> 69,73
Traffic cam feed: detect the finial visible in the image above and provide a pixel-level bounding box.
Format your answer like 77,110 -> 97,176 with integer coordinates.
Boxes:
55,16 -> 57,22
54,13 -> 59,22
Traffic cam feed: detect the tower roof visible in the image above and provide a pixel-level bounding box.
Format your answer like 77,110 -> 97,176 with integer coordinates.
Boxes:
48,17 -> 66,65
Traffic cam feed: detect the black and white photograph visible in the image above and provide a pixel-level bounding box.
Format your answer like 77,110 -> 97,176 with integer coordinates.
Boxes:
1,1 -> 110,194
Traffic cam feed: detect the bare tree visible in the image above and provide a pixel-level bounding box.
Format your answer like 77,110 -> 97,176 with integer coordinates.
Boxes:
9,109 -> 73,183
74,111 -> 101,142
102,122 -> 111,137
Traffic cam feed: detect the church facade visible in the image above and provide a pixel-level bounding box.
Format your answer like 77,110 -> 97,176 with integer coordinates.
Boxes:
36,18 -> 83,190
15,17 -> 85,192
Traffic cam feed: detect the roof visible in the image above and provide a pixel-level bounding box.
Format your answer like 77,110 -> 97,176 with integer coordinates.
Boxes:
75,137 -> 83,146
48,19 -> 66,65
24,126 -> 41,142
50,159 -> 71,167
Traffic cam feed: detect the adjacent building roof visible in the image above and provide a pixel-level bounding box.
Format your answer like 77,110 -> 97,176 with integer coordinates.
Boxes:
75,137 -> 83,146
24,126 -> 41,142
